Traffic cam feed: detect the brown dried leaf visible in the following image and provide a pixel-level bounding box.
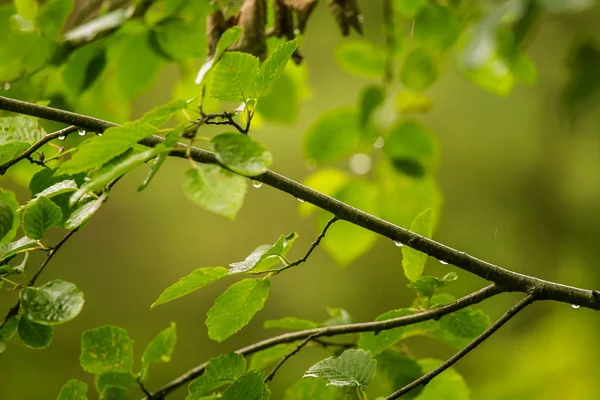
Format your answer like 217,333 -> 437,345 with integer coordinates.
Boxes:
285,0 -> 318,33
328,0 -> 363,36
272,0 -> 295,39
206,9 -> 229,58
229,0 -> 268,60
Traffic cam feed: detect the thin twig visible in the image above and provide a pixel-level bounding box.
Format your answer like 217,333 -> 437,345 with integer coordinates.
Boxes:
145,284 -> 501,398
264,334 -> 316,383
277,216 -> 338,273
1,96 -> 599,311
0,229 -> 78,330
383,0 -> 395,84
0,125 -> 79,175
385,294 -> 536,399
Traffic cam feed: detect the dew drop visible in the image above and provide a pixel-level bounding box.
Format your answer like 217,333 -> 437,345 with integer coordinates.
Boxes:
78,129 -> 86,136
296,197 -> 305,203
439,260 -> 449,265
2,82 -> 10,91
293,28 -> 300,35
571,304 -> 580,309
252,180 -> 262,188
58,135 -> 66,141
393,241 -> 403,247
357,14 -> 364,23
373,136 -> 385,149
96,132 -> 103,137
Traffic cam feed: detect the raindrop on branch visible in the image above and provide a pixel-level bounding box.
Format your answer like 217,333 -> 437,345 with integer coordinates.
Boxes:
296,197 -> 305,203
252,180 -> 262,188
78,129 -> 87,136
393,241 -> 403,247
58,135 -> 66,141
373,136 -> 385,149
96,132 -> 103,137
2,82 -> 10,91
571,304 -> 580,309
439,260 -> 449,265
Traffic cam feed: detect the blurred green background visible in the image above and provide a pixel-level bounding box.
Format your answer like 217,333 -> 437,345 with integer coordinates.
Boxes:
2,1 -> 600,399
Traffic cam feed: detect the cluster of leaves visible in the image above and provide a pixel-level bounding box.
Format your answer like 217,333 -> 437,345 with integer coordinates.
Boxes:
1,0 -> 599,399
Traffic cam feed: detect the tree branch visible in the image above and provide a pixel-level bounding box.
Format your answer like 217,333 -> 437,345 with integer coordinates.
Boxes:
264,334 -> 316,383
385,294 -> 536,399
0,228 -> 78,330
0,95 -> 598,311
146,284 -> 502,398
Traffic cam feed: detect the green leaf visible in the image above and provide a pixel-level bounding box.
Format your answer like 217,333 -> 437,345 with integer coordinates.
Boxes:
413,358 -> 469,400
284,379 -> 339,400
0,236 -> 38,261
95,372 -> 137,393
0,142 -> 29,166
210,52 -> 260,102
402,208 -> 434,281
439,308 -> 489,338
140,322 -> 177,381
57,379 -> 88,400
414,4 -> 462,53
15,0 -> 39,21
394,0 -> 426,18
249,343 -> 297,371
400,48 -> 438,91
64,194 -> 107,230
18,316 -> 53,348
58,122 -> 156,174
396,90 -> 434,114
196,26 -> 243,85
561,40 -> 600,120
0,116 -> 46,145
407,275 -> 458,298
152,267 -> 228,308
187,353 -> 246,400
255,39 -> 298,96
70,148 -> 158,205
264,317 -> 319,330
36,0 -> 74,40
22,196 -> 63,239
33,180 -> 79,199
0,189 -> 19,243
374,351 -> 423,399
335,41 -> 386,78
229,233 -> 298,274
182,164 -> 247,220
140,99 -> 188,128
206,278 -> 271,342
0,315 -> 19,342
320,181 -> 378,266
323,307 -> 353,327
358,85 -> 385,129
221,371 -> 266,400
357,309 -> 416,356
21,280 -> 84,325
299,169 -> 350,218
99,386 -> 128,400
384,120 -> 438,177
138,130 -> 182,191
304,349 -> 376,389
80,325 -> 134,374
304,107 -> 360,164
152,17 -> 206,61
211,133 -> 272,177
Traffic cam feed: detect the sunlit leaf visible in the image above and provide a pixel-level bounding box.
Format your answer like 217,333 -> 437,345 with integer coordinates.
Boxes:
229,233 -> 298,274
0,116 -> 46,145
182,164 -> 247,220
140,322 -> 177,381
152,267 -> 228,308
0,236 -> 38,261
36,0 -> 74,40
211,52 -> 259,102
80,325 -> 134,374
57,379 -> 88,400
255,39 -> 298,96
196,26 -> 243,85
206,278 -> 271,342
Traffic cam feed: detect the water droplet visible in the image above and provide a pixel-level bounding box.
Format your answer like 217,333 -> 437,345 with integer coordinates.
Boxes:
357,14 -> 364,23
349,153 -> 372,175
439,260 -> 449,265
293,28 -> 300,35
78,129 -> 86,136
296,197 -> 305,203
2,82 -> 10,91
58,135 -> 66,141
252,180 -> 262,188
373,136 -> 385,149
393,241 -> 403,247
96,132 -> 103,137
571,304 -> 580,309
